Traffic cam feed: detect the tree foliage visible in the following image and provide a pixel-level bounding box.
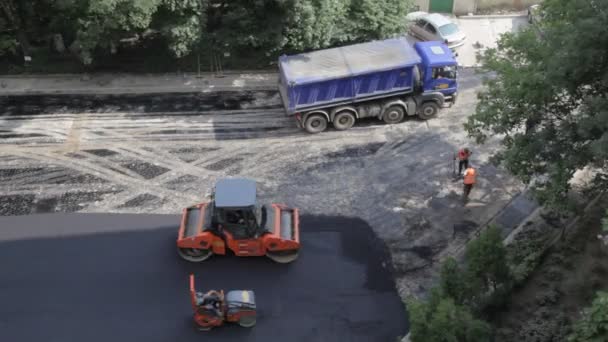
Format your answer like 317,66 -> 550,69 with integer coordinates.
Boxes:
439,257 -> 474,306
567,291 -> 608,342
0,0 -> 414,66
0,16 -> 17,56
283,0 -> 350,51
283,0 -> 412,52
465,225 -> 511,291
75,0 -> 162,64
407,228 -> 515,341
408,295 -> 492,342
465,0 -> 608,209
157,0 -> 206,58
348,0 -> 411,41
209,0 -> 289,52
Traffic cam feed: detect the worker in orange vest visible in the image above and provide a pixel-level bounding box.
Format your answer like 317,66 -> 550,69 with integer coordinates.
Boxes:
455,148 -> 472,175
463,166 -> 476,201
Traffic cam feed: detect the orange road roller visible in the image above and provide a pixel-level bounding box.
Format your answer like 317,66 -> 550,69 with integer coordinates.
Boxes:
177,178 -> 300,263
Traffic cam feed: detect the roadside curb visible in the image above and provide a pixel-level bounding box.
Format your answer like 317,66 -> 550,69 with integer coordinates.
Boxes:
0,67 -> 484,96
0,70 -> 276,79
457,13 -> 527,19
0,85 -> 279,96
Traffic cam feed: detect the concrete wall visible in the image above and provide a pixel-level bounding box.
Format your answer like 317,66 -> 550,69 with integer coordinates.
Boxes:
412,0 -> 429,11
453,0 -> 476,14
475,0 -> 540,12
413,0 -> 542,15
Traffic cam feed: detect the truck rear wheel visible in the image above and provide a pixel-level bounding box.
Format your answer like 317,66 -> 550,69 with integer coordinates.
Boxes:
333,111 -> 356,130
383,105 -> 405,124
418,102 -> 439,120
304,114 -> 328,134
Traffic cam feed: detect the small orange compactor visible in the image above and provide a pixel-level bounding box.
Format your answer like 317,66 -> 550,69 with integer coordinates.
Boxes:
189,274 -> 256,331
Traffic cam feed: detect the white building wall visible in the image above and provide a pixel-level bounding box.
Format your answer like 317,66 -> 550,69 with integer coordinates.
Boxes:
410,0 -> 541,15
453,0 -> 477,14
412,0 -> 430,11
476,0 -> 541,11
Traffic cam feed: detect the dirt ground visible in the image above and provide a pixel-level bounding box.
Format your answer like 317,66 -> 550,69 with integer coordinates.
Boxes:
493,195 -> 608,341
0,69 -> 539,303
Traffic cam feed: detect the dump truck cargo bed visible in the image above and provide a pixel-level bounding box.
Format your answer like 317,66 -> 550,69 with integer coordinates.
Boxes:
278,38 -> 422,115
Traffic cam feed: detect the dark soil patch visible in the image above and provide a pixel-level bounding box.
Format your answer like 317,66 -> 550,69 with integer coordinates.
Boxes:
0,167 -> 45,179
2,91 -> 279,116
492,196 -> 608,342
84,148 -> 119,157
204,158 -> 243,171
0,194 -> 35,216
324,142 -> 385,159
120,161 -> 170,179
118,194 -> 162,208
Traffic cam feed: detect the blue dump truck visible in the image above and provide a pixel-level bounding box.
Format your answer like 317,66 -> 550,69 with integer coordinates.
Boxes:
278,38 -> 459,133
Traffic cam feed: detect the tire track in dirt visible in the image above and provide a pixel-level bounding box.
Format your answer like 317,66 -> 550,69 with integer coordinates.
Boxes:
10,149 -> 200,203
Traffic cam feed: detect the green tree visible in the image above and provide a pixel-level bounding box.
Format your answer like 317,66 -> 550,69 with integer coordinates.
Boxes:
74,0 -> 163,64
465,0 -> 608,209
465,225 -> 511,291
0,0 -> 31,57
439,257 -> 474,306
408,296 -> 492,342
283,0 -> 413,52
567,291 -> 608,342
71,0 -> 205,64
157,0 -> 207,58
347,0 -> 412,42
283,0 -> 350,51
209,0 -> 288,53
0,16 -> 17,56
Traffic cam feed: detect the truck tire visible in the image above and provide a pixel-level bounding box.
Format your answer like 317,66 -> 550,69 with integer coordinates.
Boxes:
418,102 -> 439,120
304,114 -> 328,134
333,111 -> 356,130
383,105 -> 405,124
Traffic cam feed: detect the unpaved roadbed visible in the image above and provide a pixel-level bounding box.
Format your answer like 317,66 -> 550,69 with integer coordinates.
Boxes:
0,69 -> 536,300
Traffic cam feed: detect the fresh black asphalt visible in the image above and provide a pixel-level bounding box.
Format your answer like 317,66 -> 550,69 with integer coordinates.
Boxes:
0,213 -> 408,342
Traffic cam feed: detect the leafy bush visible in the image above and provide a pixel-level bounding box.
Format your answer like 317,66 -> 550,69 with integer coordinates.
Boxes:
408,294 -> 492,342
466,225 -> 512,292
567,291 -> 608,342
407,226 -> 514,341
507,229 -> 547,284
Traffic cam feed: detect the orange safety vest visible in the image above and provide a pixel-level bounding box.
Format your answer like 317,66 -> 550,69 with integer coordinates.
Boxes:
463,168 -> 476,184
458,149 -> 470,160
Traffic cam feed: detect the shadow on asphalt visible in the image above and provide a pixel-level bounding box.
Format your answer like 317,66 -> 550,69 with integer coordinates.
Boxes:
0,213 -> 407,342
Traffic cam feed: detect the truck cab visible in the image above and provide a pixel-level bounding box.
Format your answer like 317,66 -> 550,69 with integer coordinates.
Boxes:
414,41 -> 458,103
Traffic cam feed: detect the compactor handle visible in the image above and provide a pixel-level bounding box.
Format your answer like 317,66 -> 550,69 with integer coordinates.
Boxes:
189,274 -> 195,292
189,274 -> 198,309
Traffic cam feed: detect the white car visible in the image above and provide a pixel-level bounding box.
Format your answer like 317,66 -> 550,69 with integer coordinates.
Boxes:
406,12 -> 466,49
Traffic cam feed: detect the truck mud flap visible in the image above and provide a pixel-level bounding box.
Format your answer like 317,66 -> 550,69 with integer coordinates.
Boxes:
294,113 -> 303,128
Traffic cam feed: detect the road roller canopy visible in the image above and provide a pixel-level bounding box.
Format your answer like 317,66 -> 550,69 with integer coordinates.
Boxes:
214,178 -> 257,209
